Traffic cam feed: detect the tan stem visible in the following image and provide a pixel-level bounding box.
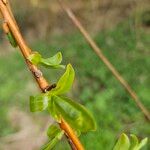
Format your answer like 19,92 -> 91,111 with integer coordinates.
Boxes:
0,0 -> 84,149
60,118 -> 84,150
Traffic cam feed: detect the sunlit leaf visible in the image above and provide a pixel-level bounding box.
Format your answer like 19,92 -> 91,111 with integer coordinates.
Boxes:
48,95 -> 96,133
28,52 -> 42,65
30,94 -> 49,112
28,52 -> 64,69
41,127 -> 64,150
51,64 -> 75,95
136,138 -> 148,150
130,134 -> 139,150
129,134 -> 148,150
41,52 -> 63,67
113,133 -> 130,150
7,32 -> 18,47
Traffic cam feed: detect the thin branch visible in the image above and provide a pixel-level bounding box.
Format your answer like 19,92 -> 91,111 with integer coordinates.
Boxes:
60,119 -> 84,150
0,0 -> 84,149
58,0 -> 150,121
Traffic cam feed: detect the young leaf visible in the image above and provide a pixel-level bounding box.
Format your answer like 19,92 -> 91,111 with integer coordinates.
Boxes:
7,32 -> 18,47
130,134 -> 139,150
41,52 -> 63,67
30,94 -> 49,112
28,52 -> 65,69
41,128 -> 64,150
51,64 -> 75,95
28,52 -> 42,65
47,125 -> 62,138
48,95 -> 96,133
129,135 -> 148,150
113,133 -> 130,150
136,138 -> 148,150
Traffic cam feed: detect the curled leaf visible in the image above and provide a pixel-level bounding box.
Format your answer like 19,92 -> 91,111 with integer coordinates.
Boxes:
113,133 -> 130,150
28,52 -> 65,69
28,52 -> 42,65
51,64 -> 75,95
30,94 -> 49,112
48,95 -> 96,133
41,52 -> 64,68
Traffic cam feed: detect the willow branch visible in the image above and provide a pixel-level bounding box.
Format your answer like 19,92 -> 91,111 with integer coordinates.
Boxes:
0,0 -> 84,149
58,0 -> 150,121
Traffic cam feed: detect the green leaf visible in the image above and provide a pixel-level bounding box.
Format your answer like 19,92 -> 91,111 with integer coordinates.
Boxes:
7,32 -> 17,47
41,127 -> 64,150
48,95 -> 96,133
47,125 -> 61,138
28,52 -> 65,69
28,52 -> 42,65
130,134 -> 139,150
129,135 -> 148,150
113,133 -> 130,150
51,64 -> 75,95
41,52 -> 63,67
136,138 -> 148,150
30,94 -> 49,112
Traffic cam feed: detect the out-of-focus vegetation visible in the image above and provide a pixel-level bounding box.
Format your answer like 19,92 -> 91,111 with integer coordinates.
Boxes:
0,0 -> 150,149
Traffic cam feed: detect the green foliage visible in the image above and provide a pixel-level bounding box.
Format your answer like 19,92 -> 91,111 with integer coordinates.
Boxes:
28,52 -> 41,65
137,138 -> 148,150
47,125 -> 62,138
41,125 -> 64,150
130,135 -> 139,150
6,32 -> 18,48
48,95 -> 96,133
28,52 -> 65,69
30,94 -> 49,112
113,133 -> 130,150
29,63 -> 96,133
50,64 -> 75,95
113,133 -> 148,150
29,53 -> 96,149
130,135 -> 148,150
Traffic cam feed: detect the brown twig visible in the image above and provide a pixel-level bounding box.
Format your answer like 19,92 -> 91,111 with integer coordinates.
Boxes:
0,0 -> 84,149
58,0 -> 150,121
60,119 -> 84,150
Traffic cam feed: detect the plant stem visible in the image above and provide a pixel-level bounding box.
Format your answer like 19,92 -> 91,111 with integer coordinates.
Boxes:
60,118 -> 84,150
0,0 -> 84,149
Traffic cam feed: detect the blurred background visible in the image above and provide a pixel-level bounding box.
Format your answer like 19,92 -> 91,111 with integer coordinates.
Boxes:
0,0 -> 150,149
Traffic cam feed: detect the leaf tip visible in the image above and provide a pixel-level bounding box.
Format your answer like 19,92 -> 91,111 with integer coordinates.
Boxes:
57,51 -> 62,57
67,63 -> 75,74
